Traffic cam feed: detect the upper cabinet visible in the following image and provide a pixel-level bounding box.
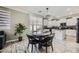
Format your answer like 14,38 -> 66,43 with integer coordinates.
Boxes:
67,17 -> 77,26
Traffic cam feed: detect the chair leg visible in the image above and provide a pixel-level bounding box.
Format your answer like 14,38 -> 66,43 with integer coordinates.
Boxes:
31,44 -> 33,52
27,43 -> 29,49
35,44 -> 37,48
46,47 -> 47,53
34,44 -> 37,51
40,46 -> 42,53
51,45 -> 53,51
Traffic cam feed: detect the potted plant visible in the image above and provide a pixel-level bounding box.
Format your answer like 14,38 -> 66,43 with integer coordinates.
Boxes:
14,23 -> 26,41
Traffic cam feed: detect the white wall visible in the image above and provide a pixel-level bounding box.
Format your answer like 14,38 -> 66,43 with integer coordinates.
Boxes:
3,8 -> 30,41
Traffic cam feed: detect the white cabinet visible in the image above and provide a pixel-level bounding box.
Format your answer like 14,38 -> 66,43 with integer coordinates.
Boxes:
67,17 -> 77,26
66,30 -> 76,37
55,30 -> 66,40
66,17 -> 77,37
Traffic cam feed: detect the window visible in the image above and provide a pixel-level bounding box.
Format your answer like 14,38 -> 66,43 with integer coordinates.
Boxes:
0,7 -> 10,29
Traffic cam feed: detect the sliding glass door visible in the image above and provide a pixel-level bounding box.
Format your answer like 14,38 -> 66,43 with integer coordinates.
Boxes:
29,14 -> 42,34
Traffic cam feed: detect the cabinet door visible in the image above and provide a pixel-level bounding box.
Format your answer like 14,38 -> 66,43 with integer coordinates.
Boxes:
67,17 -> 77,26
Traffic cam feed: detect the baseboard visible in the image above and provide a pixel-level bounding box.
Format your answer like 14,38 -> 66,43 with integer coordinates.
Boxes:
6,39 -> 18,43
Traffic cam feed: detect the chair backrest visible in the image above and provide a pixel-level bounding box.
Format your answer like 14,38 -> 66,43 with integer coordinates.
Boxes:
26,34 -> 36,41
50,33 -> 55,37
43,35 -> 54,43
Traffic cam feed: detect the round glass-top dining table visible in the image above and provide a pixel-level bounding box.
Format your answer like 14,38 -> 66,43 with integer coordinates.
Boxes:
27,33 -> 50,49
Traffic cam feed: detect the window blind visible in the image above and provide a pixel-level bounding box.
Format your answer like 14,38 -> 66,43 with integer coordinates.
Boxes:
0,7 -> 10,29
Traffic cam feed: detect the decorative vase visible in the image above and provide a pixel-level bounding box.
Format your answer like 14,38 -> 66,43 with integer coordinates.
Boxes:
18,36 -> 22,41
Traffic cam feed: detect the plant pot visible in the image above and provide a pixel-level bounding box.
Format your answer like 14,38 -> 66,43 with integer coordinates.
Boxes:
18,36 -> 22,41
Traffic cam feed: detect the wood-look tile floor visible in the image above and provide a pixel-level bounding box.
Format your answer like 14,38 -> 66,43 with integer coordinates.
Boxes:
0,35 -> 79,53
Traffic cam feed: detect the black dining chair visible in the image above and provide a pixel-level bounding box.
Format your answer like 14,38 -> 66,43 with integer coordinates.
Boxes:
26,34 -> 39,52
40,35 -> 54,53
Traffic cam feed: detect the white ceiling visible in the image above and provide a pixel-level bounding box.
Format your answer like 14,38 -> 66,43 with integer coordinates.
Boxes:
5,6 -> 79,18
